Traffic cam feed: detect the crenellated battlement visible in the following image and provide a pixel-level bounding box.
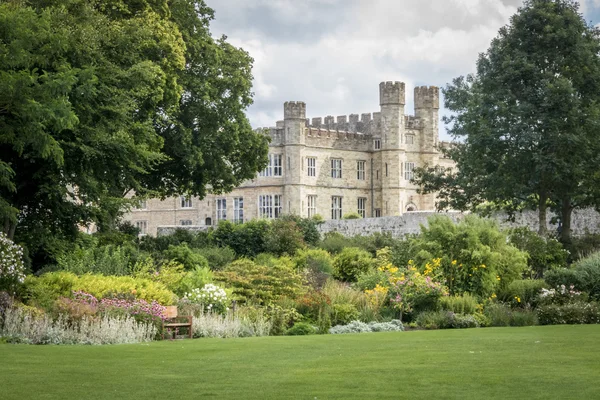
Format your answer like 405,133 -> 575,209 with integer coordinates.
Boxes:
414,86 -> 439,110
284,101 -> 306,119
380,81 -> 406,106
305,112 -> 382,135
405,115 -> 422,130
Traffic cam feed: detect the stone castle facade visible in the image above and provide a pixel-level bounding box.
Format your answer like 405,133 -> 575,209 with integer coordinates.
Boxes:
124,81 -> 454,236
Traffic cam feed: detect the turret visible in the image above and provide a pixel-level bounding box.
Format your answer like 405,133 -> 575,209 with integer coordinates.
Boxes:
414,86 -> 439,150
283,101 -> 306,145
378,81 -> 405,149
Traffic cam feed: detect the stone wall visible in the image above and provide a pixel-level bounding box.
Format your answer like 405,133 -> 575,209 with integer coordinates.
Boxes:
316,209 -> 600,238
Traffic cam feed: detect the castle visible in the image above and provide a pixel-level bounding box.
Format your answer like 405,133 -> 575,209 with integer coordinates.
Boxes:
124,81 -> 454,236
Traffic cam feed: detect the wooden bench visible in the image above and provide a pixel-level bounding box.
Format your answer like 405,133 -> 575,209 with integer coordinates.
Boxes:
162,306 -> 193,339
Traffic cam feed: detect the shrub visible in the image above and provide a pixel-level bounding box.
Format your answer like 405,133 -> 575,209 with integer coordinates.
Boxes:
573,252 -> 600,301
415,310 -> 454,329
294,291 -> 331,322
329,319 -> 404,334
439,294 -> 479,314
294,248 -> 333,289
343,212 -> 362,220
536,302 -> 600,325
409,215 -> 529,298
133,259 -> 186,294
1,306 -> 157,344
508,227 -> 568,278
211,220 -> 270,258
544,268 -> 582,291
24,272 -> 176,307
319,232 -> 352,255
57,244 -> 140,276
177,267 -> 215,297
194,246 -> 235,271
139,228 -> 209,252
331,303 -> 359,326
216,259 -> 305,305
333,247 -> 373,282
564,233 -> 600,263
294,248 -> 333,275
484,302 -> 537,327
350,233 -> 397,256
286,322 -> 316,336
163,244 -> 209,270
264,218 -> 306,257
0,233 -> 26,294
182,283 -> 228,314
388,265 -> 448,320
498,279 -> 547,307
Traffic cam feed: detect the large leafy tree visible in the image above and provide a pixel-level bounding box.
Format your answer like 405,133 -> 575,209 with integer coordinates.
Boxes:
0,0 -> 268,265
414,0 -> 600,242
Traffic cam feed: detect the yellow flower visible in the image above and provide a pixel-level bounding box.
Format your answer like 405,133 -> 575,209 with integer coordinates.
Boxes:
491,293 -> 497,299
481,264 -> 486,269
496,276 -> 501,281
451,260 -> 457,266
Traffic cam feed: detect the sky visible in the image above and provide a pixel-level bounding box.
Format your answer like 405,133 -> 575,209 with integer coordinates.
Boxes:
208,0 -> 600,141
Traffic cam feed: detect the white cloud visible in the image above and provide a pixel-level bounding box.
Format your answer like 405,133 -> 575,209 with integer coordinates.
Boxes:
209,0 -> 597,140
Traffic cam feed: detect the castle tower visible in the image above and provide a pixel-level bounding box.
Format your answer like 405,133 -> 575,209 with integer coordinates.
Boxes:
414,86 -> 439,151
414,86 -> 440,210
283,101 -> 306,215
379,82 -> 405,149
378,82 -> 406,216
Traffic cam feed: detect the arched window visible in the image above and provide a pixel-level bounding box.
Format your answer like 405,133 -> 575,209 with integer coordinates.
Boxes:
406,204 -> 417,212
205,217 -> 212,226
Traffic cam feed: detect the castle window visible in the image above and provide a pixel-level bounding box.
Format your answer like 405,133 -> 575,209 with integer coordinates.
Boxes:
307,157 -> 316,177
331,196 -> 342,220
260,154 -> 283,177
404,162 -> 415,181
307,195 -> 317,218
406,135 -> 414,145
205,217 -> 212,226
375,209 -> 381,218
385,163 -> 388,177
357,161 -> 366,180
234,197 -> 244,224
357,197 -> 367,218
181,196 -> 193,208
135,221 -> 148,236
374,139 -> 381,150
216,198 -> 227,221
259,194 -> 282,219
180,220 -> 193,226
133,200 -> 147,210
331,159 -> 342,179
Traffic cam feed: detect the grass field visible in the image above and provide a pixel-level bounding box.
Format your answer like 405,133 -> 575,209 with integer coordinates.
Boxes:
1,325 -> 599,399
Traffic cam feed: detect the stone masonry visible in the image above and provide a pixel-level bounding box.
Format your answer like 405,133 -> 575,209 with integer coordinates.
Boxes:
124,81 -> 455,236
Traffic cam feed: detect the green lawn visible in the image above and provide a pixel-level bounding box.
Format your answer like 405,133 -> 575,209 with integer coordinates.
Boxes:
1,325 -> 599,399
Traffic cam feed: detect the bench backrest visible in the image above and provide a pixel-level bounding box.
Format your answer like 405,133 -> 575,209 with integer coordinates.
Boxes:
164,306 -> 178,319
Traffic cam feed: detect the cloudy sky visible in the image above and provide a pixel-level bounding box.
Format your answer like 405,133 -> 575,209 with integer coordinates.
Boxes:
208,0 -> 600,140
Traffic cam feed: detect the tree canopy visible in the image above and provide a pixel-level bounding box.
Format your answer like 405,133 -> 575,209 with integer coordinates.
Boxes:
414,0 -> 600,242
0,0 -> 269,264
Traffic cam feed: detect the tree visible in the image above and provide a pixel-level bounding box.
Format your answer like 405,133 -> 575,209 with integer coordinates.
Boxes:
0,0 -> 268,267
413,0 -> 600,242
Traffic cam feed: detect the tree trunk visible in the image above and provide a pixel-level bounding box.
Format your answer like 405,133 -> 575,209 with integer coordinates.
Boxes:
3,217 -> 16,239
538,192 -> 548,236
560,197 -> 573,244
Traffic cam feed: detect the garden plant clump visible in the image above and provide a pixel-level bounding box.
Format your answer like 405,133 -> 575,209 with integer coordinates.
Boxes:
3,214 -> 600,346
